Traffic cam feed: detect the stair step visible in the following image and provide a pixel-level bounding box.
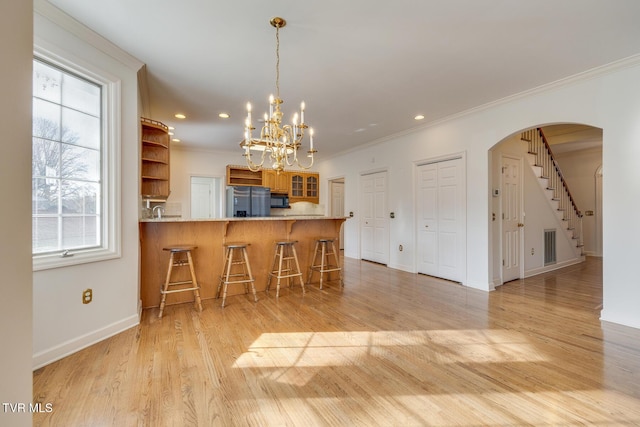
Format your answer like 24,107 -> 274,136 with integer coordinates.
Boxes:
528,151 -> 538,155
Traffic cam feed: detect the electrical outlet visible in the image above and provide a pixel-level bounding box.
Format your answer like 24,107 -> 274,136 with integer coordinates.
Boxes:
399,244 -> 403,251
83,288 -> 93,304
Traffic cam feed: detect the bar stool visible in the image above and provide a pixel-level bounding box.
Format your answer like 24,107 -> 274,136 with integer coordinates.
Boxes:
307,238 -> 343,289
216,242 -> 258,308
158,245 -> 203,318
267,240 -> 306,297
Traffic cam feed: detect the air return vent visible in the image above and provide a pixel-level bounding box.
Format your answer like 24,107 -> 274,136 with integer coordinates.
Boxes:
544,229 -> 557,266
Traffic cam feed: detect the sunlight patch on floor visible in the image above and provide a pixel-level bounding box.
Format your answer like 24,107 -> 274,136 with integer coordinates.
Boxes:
233,329 -> 549,372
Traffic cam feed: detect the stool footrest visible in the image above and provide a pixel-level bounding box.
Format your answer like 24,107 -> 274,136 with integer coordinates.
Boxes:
270,272 -> 303,279
162,286 -> 199,294
165,280 -> 194,286
310,266 -> 341,272
221,278 -> 254,284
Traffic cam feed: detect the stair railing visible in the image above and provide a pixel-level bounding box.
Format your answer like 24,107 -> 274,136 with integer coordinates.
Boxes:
521,128 -> 583,250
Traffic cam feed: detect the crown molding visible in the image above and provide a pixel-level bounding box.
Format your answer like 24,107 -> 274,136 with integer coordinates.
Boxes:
324,53 -> 640,161
34,0 -> 143,71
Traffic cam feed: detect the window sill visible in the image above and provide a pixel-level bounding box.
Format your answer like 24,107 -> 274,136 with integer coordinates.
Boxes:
33,247 -> 121,271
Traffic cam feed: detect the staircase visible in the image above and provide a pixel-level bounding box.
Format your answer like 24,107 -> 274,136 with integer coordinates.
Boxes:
521,128 -> 584,256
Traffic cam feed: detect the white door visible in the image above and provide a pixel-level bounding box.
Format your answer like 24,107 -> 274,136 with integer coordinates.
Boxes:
360,171 -> 388,264
330,180 -> 345,249
501,156 -> 523,283
416,158 -> 466,282
191,176 -> 221,219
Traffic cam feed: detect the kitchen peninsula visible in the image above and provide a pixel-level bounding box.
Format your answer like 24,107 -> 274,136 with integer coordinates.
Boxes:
139,216 -> 346,308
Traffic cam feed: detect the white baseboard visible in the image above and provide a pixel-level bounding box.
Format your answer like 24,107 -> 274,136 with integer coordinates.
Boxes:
32,313 -> 140,370
524,257 -> 584,278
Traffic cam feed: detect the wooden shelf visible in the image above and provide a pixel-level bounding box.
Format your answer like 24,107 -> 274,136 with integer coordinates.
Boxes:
227,165 -> 263,186
141,117 -> 170,199
142,139 -> 168,148
141,157 -> 168,164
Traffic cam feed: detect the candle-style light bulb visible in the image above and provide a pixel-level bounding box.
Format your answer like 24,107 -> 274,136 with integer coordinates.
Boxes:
269,94 -> 274,118
310,127 -> 314,150
300,101 -> 305,123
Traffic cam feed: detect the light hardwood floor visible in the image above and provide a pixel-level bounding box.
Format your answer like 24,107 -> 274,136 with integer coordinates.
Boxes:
33,256 -> 640,426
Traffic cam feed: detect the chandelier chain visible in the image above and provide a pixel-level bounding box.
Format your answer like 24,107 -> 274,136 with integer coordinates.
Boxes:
275,25 -> 280,99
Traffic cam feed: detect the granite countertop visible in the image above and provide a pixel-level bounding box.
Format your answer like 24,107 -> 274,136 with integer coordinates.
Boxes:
140,216 -> 348,223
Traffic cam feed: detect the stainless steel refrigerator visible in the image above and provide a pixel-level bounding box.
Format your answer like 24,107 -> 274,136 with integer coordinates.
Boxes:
226,186 -> 271,217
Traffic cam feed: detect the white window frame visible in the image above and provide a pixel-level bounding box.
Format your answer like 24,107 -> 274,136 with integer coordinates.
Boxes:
33,45 -> 121,271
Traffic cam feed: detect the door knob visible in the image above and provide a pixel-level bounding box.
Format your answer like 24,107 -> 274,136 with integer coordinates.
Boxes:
425,225 -> 429,228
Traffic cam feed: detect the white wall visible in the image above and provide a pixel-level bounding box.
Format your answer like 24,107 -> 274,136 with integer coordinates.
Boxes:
0,1 -> 33,425
32,3 -> 143,368
317,57 -> 640,329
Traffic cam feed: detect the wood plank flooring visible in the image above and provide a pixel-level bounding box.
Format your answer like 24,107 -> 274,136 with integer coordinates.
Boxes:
33,256 -> 640,426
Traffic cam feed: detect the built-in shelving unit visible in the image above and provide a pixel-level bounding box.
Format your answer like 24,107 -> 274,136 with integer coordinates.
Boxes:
226,165 -> 263,186
141,118 -> 170,199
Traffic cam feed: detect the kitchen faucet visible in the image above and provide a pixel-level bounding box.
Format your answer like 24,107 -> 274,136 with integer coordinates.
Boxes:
152,205 -> 164,219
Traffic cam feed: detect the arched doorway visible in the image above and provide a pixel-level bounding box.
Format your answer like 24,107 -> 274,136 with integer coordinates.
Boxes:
489,124 -> 602,284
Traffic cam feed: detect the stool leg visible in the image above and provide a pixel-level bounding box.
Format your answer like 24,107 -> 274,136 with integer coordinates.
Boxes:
319,242 -> 327,290
242,247 -> 258,302
331,240 -> 343,286
276,245 -> 284,298
291,244 -> 306,295
221,247 -> 234,308
239,249 -> 249,295
216,246 -> 228,299
159,252 -> 175,318
186,251 -> 203,312
266,245 -> 279,294
307,240 -> 319,285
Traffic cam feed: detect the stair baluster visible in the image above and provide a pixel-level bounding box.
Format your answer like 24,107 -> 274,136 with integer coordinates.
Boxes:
522,128 -> 583,254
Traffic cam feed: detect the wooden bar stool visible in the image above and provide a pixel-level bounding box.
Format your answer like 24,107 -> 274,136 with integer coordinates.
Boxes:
307,238 -> 343,289
216,242 -> 258,308
158,245 -> 203,318
267,240 -> 306,297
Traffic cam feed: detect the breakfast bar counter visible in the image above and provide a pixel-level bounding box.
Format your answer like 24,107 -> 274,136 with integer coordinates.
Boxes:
139,216 -> 347,308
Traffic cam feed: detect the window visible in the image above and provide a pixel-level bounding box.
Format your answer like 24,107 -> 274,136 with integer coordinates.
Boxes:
32,52 -> 120,270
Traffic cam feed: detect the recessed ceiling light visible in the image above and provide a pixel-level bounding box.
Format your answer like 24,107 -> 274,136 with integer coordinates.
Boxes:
168,132 -> 174,136
219,113 -> 230,119
168,126 -> 175,130
172,138 -> 181,142
414,115 -> 425,121
175,113 -> 186,119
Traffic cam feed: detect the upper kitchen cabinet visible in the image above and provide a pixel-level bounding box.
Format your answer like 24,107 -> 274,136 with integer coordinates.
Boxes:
289,171 -> 319,204
263,169 -> 290,194
226,165 -> 263,186
141,118 -> 170,199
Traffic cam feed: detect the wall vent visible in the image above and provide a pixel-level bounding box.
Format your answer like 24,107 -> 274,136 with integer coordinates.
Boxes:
544,229 -> 557,266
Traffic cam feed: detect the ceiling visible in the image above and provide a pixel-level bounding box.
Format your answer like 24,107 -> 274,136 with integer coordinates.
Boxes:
46,0 -> 639,159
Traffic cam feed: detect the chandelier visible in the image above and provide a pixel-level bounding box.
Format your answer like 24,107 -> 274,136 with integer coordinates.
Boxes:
241,17 -> 316,173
